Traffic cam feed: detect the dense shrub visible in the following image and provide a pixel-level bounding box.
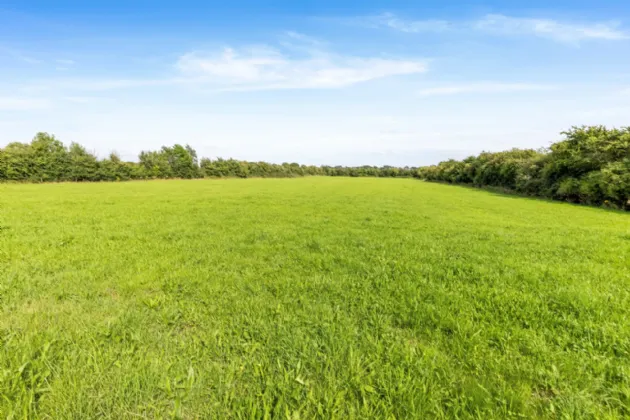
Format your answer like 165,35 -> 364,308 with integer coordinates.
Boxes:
417,126 -> 630,210
0,132 -> 416,183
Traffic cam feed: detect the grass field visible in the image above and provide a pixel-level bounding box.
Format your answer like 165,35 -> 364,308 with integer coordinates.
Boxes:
1,177 -> 629,418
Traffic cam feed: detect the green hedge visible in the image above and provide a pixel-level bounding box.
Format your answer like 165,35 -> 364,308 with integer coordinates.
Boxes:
417,126 -> 630,210
0,133 -> 417,182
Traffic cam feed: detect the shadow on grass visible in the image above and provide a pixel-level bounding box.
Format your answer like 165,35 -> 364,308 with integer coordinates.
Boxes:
418,180 -> 629,215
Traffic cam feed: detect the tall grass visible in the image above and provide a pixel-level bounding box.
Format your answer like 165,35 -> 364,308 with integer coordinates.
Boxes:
1,178 -> 629,418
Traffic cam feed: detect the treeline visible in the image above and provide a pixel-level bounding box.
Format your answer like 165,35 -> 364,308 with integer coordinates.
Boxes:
0,132 -> 417,182
417,126 -> 630,210
4,128 -> 628,210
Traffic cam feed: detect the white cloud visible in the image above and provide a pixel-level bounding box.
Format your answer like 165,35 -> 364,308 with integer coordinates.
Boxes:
19,56 -> 42,64
176,44 -> 427,91
19,35 -> 427,94
354,12 -> 452,33
352,13 -> 628,43
56,59 -> 75,65
283,31 -> 326,47
417,83 -> 557,97
475,14 -> 629,43
0,97 -> 49,111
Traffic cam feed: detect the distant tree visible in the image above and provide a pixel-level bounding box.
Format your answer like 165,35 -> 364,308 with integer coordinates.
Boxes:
139,150 -> 172,179
4,126 -> 626,209
30,132 -> 70,182
2,142 -> 34,181
67,143 -> 100,181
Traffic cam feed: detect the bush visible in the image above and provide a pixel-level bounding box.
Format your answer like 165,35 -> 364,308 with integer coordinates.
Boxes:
417,126 -> 630,210
1,133 -> 416,183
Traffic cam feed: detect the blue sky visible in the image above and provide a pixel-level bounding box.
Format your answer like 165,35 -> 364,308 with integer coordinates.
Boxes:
1,1 -> 629,165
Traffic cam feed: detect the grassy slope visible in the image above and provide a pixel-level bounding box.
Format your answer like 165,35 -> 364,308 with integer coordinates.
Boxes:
0,178 -> 629,418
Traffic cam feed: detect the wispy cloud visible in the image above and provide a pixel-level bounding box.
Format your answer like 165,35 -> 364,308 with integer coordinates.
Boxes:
475,14 -> 628,43
417,83 -> 557,97
55,59 -> 76,71
350,13 -> 629,43
176,35 -> 427,91
0,47 -> 42,64
18,34 -> 427,94
177,49 -> 426,91
349,12 -> 452,33
19,55 -> 42,64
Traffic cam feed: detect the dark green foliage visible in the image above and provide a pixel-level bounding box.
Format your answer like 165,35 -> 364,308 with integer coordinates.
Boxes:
138,150 -> 175,179
29,133 -> 70,182
99,153 -> 143,181
197,159 -> 417,179
418,126 -> 630,209
1,133 -> 415,183
0,133 -> 202,182
67,143 -> 100,182
1,143 -> 33,181
5,126 -> 628,210
322,165 -> 416,178
159,144 -> 200,179
0,133 -> 145,183
200,158 -> 251,178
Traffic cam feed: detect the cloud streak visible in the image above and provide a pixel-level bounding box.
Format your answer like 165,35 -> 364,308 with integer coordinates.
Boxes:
19,34 -> 427,94
476,14 -> 628,43
352,12 -> 452,33
0,47 -> 42,64
353,13 -> 629,43
176,43 -> 427,91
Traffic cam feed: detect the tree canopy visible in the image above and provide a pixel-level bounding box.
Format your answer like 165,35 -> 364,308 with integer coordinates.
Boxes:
417,126 -> 630,210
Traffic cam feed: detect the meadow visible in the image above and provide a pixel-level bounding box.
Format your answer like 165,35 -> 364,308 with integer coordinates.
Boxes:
0,177 -> 629,418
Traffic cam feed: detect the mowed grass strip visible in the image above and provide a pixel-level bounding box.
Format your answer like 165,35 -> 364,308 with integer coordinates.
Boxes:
0,177 -> 629,418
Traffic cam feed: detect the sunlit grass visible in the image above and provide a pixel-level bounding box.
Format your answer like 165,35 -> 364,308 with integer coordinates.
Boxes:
1,177 -> 629,418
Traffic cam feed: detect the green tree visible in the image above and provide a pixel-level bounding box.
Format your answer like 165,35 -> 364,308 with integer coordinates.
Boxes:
30,132 -> 70,182
67,143 -> 100,181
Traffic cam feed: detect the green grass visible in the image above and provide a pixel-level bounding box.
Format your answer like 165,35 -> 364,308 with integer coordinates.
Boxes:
1,177 -> 629,419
